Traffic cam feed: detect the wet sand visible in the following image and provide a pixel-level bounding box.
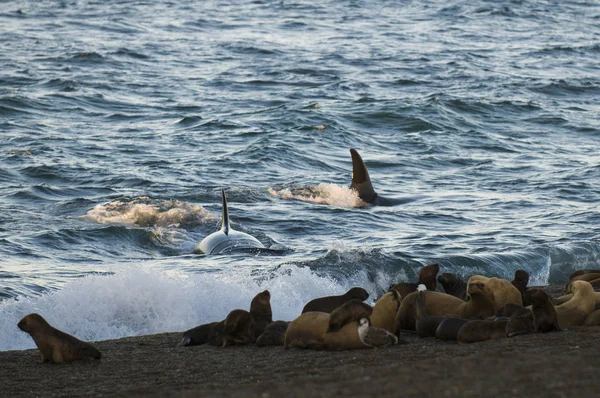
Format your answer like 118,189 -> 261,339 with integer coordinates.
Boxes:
3,285 -> 599,397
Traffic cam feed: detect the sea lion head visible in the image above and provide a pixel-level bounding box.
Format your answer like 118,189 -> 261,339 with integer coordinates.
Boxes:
568,280 -> 593,296
512,270 -> 529,293
419,263 -> 440,290
345,287 -> 369,301
523,288 -> 550,306
467,281 -> 486,297
17,313 -> 48,334
437,273 -> 460,288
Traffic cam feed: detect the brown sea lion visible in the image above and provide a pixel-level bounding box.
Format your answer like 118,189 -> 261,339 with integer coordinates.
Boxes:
284,312 -> 368,350
523,289 -> 562,333
435,317 -> 471,341
583,309 -> 600,326
390,263 -> 440,298
221,309 -> 255,347
370,289 -> 402,334
250,290 -> 273,338
397,281 -> 495,331
357,318 -> 398,348
415,291 -> 452,338
568,269 -> 600,280
496,303 -> 531,319
567,273 -> 600,287
17,313 -> 101,363
467,275 -> 523,310
437,273 -> 467,301
511,270 -> 530,306
301,287 -> 369,314
178,321 -> 225,347
456,317 -> 529,344
555,280 -> 596,328
327,299 -> 373,333
256,321 -> 290,347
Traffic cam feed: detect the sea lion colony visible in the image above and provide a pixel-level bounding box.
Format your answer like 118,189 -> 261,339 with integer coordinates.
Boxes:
17,266 -> 600,362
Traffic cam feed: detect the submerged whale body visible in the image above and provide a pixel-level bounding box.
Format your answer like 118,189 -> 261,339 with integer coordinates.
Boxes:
195,189 -> 265,255
350,148 -> 398,206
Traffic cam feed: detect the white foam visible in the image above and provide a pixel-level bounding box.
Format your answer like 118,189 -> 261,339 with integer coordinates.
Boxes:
0,264 -> 377,352
82,197 -> 216,228
268,183 -> 369,207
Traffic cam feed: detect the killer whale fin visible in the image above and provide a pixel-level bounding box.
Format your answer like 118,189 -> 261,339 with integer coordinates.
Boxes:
220,188 -> 230,235
350,149 -> 378,203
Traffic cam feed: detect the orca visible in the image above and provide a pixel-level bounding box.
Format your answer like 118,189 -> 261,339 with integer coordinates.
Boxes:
350,148 -> 399,206
195,189 -> 265,255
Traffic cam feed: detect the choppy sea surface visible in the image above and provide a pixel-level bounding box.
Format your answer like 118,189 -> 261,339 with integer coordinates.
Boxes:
1,0 -> 599,351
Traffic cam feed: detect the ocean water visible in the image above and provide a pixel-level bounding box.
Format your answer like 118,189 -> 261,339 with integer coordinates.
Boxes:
1,0 -> 599,351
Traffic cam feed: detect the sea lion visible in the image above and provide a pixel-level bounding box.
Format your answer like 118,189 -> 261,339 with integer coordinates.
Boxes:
357,318 -> 398,348
390,263 -> 440,298
250,290 -> 273,338
467,275 -> 523,310
456,317 -> 530,344
437,273 -> 467,301
555,280 -> 596,328
415,291 -> 452,338
327,299 -> 373,333
397,281 -> 495,331
256,321 -> 290,347
511,270 -> 530,305
568,269 -> 600,280
178,321 -> 225,347
370,289 -> 402,334
567,272 -> 600,287
435,317 -> 471,341
301,287 -> 369,314
523,289 -> 562,332
284,312 -> 368,350
221,309 -> 255,347
17,313 -> 101,363
495,303 -> 531,319
583,310 -> 600,326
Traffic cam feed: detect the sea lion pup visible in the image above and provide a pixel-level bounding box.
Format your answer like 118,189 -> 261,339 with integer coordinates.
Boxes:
370,289 -> 402,334
555,280 -> 596,328
358,318 -> 398,348
220,309 -> 255,347
256,321 -> 290,347
437,273 -> 467,301
467,275 -> 523,310
284,312 -> 368,350
415,291 -> 452,338
456,317 -> 530,344
250,290 -> 273,338
179,321 -> 225,347
435,317 -> 471,341
17,313 -> 101,363
390,263 -> 440,299
327,299 -> 373,333
523,289 -> 562,332
301,287 -> 369,314
396,281 -> 495,331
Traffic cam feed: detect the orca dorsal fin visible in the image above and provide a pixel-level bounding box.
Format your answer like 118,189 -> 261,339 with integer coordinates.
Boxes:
350,149 -> 378,203
220,188 -> 230,235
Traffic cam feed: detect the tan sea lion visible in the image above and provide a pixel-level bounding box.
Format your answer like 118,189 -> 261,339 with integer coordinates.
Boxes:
523,289 -> 562,332
250,290 -> 273,338
179,321 -> 225,347
17,313 -> 101,363
568,269 -> 600,280
357,318 -> 398,348
555,280 -> 596,328
397,281 -> 495,331
370,289 -> 402,334
327,299 -> 373,333
583,309 -> 600,326
284,312 -> 368,350
567,272 -> 600,287
435,317 -> 471,341
256,321 -> 290,347
221,309 -> 254,347
301,287 -> 369,314
437,273 -> 467,301
390,263 -> 439,298
457,317 -> 530,344
467,275 -> 523,310
415,291 -> 453,338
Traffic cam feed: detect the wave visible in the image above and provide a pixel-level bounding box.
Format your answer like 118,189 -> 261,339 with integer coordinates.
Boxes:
268,183 -> 368,207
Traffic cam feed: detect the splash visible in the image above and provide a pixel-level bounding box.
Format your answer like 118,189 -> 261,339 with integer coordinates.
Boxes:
268,183 -> 368,207
0,264 -> 379,351
82,197 -> 216,228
